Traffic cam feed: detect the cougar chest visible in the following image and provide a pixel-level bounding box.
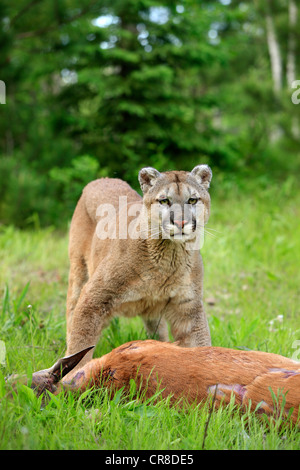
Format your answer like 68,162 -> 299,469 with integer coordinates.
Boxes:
114,266 -> 190,319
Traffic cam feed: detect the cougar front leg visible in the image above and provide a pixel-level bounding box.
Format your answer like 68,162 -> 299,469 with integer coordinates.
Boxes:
169,300 -> 211,347
66,274 -> 116,371
66,256 -> 89,344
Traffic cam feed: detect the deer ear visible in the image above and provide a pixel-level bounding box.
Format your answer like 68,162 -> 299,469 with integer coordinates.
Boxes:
49,346 -> 95,381
191,165 -> 212,189
138,167 -> 162,193
6,347 -> 95,398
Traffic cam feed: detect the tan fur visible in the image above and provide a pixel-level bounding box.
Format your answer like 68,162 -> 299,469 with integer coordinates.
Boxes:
66,166 -> 213,370
59,340 -> 300,426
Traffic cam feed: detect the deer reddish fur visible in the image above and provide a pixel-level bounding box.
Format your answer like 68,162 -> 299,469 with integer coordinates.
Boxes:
57,340 -> 300,425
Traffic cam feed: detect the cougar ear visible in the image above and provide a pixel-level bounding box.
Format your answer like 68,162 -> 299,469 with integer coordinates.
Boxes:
190,165 -> 212,190
138,167 -> 162,193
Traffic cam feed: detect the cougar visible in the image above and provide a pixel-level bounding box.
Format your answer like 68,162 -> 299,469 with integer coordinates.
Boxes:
66,165 -> 213,369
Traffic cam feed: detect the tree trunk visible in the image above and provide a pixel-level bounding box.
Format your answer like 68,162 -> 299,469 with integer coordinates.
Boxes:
287,0 -> 299,139
265,0 -> 282,95
287,0 -> 297,87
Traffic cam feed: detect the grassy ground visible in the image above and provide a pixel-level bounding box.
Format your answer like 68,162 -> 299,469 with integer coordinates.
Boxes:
0,177 -> 299,450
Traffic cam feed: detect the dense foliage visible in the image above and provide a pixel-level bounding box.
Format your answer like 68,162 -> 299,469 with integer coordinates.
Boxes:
0,0 -> 299,227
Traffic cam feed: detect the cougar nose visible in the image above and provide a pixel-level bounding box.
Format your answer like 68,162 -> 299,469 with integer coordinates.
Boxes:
174,219 -> 187,229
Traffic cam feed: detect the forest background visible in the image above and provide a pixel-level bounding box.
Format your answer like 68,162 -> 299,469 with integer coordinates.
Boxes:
0,0 -> 299,228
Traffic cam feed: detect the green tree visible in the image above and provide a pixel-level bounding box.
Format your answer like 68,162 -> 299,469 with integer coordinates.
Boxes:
0,0 -> 299,227
54,0 -> 231,182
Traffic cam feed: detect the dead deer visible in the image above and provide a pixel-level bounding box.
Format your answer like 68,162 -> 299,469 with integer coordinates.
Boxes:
9,340 -> 300,426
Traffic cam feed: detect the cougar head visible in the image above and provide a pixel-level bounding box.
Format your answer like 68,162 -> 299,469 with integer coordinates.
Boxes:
138,165 -> 212,244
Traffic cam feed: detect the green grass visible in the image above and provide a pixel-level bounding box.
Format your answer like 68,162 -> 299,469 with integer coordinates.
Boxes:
0,179 -> 299,450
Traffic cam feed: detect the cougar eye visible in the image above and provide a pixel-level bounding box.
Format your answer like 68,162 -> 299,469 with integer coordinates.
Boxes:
159,198 -> 170,205
188,198 -> 198,205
